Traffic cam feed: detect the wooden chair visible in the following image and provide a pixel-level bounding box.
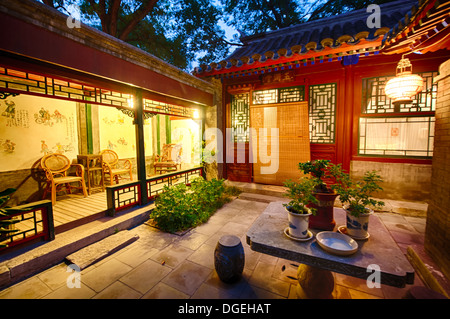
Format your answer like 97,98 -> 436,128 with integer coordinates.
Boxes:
41,153 -> 88,205
154,143 -> 182,174
100,149 -> 133,185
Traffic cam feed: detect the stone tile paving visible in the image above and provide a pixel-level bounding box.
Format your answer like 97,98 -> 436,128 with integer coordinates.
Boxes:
0,198 -> 427,299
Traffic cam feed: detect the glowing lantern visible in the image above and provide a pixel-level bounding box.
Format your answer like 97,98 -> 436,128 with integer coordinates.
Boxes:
385,57 -> 424,105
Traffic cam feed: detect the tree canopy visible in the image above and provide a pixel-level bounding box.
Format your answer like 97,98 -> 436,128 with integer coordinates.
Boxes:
40,0 -> 400,71
42,0 -> 230,70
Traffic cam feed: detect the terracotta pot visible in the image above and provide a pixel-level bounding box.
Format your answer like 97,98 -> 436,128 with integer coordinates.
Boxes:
287,207 -> 312,239
308,191 -> 338,230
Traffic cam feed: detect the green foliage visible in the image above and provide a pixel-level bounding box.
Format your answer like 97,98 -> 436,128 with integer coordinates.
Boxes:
297,160 -> 334,193
283,177 -> 318,215
150,178 -> 233,233
223,0 -> 319,34
329,164 -> 385,217
45,0 -> 229,70
308,0 -> 398,22
0,188 -> 21,248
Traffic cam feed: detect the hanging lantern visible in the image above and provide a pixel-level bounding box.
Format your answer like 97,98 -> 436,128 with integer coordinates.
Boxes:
385,57 -> 424,105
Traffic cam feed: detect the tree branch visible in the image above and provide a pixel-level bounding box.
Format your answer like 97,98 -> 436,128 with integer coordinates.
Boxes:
109,0 -> 122,37
119,0 -> 159,41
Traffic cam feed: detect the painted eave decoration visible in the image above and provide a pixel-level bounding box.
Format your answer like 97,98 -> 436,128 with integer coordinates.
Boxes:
382,0 -> 450,55
193,0 -> 418,79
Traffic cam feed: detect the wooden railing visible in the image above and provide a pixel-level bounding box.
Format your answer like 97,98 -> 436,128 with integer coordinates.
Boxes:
0,200 -> 54,252
106,166 -> 203,216
106,181 -> 142,216
147,166 -> 203,200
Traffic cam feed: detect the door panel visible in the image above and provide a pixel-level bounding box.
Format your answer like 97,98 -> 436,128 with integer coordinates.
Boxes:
251,102 -> 311,185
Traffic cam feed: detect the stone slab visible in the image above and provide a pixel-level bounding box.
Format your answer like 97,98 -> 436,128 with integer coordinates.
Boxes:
246,201 -> 415,288
0,204 -> 153,289
65,231 -> 139,270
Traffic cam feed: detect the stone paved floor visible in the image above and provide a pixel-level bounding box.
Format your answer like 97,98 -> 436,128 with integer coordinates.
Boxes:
0,198 -> 428,299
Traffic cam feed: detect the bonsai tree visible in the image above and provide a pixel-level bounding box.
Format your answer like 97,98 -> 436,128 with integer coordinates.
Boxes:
330,165 -> 385,217
298,160 -> 334,193
283,177 -> 318,215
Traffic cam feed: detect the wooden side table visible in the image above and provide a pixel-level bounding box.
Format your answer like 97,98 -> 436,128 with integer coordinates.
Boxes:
77,154 -> 105,195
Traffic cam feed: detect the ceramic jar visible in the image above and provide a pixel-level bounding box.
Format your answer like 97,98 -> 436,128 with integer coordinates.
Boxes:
287,208 -> 312,239
214,235 -> 245,283
345,208 -> 373,239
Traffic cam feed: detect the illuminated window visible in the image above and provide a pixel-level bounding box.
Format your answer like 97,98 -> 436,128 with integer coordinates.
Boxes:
359,72 -> 437,158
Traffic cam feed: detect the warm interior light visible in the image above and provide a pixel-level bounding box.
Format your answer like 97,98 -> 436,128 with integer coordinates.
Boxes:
193,109 -> 200,119
385,57 -> 423,105
128,97 -> 134,109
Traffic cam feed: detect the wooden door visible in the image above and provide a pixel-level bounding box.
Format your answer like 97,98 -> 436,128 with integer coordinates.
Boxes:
250,101 -> 310,185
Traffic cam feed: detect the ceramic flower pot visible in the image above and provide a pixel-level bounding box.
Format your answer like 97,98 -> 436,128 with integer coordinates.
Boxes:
345,208 -> 373,239
308,191 -> 338,230
286,207 -> 312,239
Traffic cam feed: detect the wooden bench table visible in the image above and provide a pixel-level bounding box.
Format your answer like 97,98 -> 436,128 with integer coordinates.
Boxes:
246,201 -> 415,298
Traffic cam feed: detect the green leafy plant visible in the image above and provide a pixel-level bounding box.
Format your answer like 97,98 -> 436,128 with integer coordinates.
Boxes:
150,178 -> 234,233
283,177 -> 318,215
330,165 -> 385,217
0,188 -> 21,248
298,160 -> 334,193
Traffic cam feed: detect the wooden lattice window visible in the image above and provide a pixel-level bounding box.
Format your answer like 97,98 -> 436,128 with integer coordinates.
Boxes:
361,71 -> 438,114
231,93 -> 249,142
279,86 -> 305,103
359,71 -> 437,158
252,89 -> 277,104
252,86 -> 305,105
309,83 -> 336,143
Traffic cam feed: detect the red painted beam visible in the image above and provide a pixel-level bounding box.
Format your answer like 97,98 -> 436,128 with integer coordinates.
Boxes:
0,12 -> 213,107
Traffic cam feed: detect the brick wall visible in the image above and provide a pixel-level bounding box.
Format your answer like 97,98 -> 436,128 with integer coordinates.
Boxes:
425,59 -> 450,280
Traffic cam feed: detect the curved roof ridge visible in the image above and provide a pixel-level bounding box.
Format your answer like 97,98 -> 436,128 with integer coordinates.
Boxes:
239,0 -> 417,44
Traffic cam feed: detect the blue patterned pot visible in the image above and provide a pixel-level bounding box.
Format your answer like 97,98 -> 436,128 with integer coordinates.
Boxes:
345,208 -> 373,239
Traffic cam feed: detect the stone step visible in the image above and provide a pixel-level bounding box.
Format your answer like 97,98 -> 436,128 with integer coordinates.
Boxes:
0,204 -> 153,290
238,192 -> 289,203
225,180 -> 287,198
65,230 -> 139,270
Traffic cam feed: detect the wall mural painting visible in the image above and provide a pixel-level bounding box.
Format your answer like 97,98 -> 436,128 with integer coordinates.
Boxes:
1,139 -> 16,153
2,100 -> 30,128
99,106 -> 138,159
0,94 -> 78,172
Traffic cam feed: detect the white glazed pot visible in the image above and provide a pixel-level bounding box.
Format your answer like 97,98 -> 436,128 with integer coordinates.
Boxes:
345,208 -> 373,239
286,207 -> 312,239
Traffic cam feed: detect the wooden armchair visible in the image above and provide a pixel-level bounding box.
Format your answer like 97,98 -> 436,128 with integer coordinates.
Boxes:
41,154 -> 88,205
100,149 -> 133,185
154,143 -> 182,174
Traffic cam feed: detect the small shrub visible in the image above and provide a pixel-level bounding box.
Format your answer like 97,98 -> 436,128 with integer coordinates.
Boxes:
150,178 -> 233,233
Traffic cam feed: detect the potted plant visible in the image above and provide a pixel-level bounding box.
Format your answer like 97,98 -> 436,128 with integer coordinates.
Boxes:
283,176 -> 318,239
297,160 -> 339,230
330,165 -> 385,239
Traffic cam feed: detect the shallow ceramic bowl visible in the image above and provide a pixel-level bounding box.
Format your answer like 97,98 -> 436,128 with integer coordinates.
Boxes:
316,231 -> 358,256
